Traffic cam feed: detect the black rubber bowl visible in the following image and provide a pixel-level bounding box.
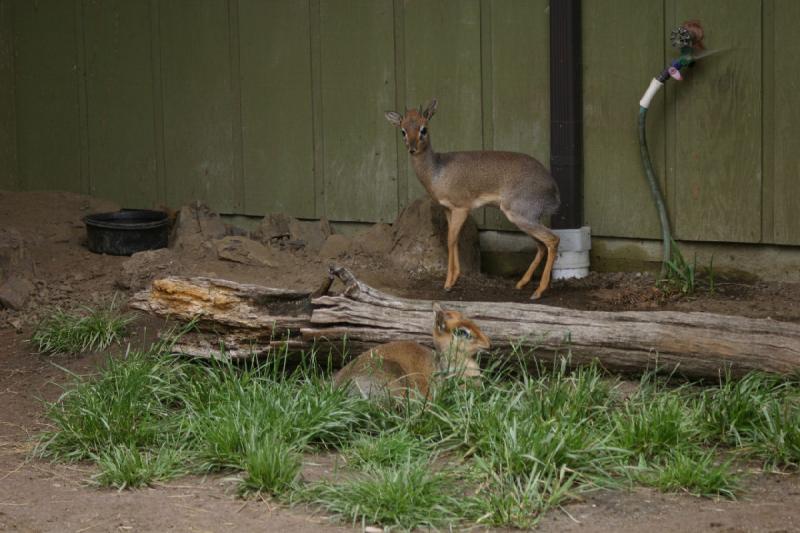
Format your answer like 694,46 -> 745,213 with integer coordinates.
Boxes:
83,209 -> 170,256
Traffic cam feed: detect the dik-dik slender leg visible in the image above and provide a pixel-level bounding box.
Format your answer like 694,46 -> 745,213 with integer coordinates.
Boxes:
528,227 -> 559,299
444,208 -> 469,290
502,206 -> 560,299
515,241 -> 546,290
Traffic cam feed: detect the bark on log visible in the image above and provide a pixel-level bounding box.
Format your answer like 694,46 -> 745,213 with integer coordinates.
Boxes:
130,268 -> 800,378
128,276 -> 312,359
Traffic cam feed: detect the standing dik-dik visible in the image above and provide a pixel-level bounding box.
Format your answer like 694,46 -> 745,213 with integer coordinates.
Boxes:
386,99 -> 561,299
333,303 -> 490,399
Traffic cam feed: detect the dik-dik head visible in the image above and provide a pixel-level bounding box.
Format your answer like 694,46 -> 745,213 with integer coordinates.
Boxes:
385,99 -> 438,155
431,302 -> 491,357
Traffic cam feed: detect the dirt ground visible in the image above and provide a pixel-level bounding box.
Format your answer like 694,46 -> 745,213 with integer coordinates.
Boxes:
1,190 -> 800,532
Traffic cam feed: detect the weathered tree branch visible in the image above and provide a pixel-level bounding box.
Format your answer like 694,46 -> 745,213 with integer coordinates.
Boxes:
130,267 -> 800,378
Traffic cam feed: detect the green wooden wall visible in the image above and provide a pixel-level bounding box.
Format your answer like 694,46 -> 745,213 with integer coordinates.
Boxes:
584,0 -> 799,246
0,0 -> 15,190
0,0 -> 798,246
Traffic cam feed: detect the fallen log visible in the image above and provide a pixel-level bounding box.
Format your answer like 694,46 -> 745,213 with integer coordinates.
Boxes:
130,268 -> 800,378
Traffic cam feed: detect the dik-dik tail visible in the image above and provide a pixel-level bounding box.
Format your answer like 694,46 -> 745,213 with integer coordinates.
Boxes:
333,303 -> 491,399
386,99 -> 561,299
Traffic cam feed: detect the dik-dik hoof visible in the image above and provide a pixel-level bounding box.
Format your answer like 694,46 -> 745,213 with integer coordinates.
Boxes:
530,290 -> 544,300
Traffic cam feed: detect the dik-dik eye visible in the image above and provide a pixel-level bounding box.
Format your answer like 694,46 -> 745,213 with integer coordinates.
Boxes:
453,327 -> 472,339
419,126 -> 427,136
401,129 -> 407,137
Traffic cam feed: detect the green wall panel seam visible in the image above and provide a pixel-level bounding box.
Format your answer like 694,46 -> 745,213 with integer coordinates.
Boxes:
761,0 -> 775,243
392,0 -> 407,212
228,0 -> 244,213
75,0 -> 90,195
309,0 -> 325,218
150,0 -> 166,206
4,0 -> 19,189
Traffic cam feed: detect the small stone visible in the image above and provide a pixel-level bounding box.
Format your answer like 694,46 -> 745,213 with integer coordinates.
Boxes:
319,234 -> 352,260
390,197 -> 480,275
0,275 -> 34,310
215,237 -> 277,267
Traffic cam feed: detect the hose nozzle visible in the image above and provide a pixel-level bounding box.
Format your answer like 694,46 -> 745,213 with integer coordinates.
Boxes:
670,20 -> 705,52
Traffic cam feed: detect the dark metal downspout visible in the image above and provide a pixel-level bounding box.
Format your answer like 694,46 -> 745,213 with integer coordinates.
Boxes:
549,0 -> 583,230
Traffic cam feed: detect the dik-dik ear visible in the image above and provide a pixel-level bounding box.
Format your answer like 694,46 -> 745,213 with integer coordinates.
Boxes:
385,111 -> 403,127
422,98 -> 438,120
433,302 -> 447,332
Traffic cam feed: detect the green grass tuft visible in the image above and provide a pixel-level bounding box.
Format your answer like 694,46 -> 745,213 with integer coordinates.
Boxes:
92,444 -> 189,490
33,339 -> 800,528
636,449 -> 740,499
304,460 -> 462,531
239,433 -> 303,497
31,303 -> 135,354
342,429 -> 429,470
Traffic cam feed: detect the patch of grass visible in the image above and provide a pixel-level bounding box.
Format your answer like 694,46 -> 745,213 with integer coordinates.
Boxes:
34,337 -> 800,528
700,372 -> 789,446
658,240 -> 716,296
636,449 -> 740,499
36,348 -> 187,462
463,465 -> 575,529
303,460 -> 462,531
746,398 -> 800,469
342,429 -> 429,470
92,444 -> 190,490
31,303 -> 135,354
182,363 -> 366,472
239,433 -> 303,497
611,384 -> 702,461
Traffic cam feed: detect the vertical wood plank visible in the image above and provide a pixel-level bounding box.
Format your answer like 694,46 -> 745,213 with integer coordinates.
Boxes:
319,0 -> 397,222
239,0 -> 314,218
0,0 -> 17,189
392,0 -> 408,212
160,0 -> 238,212
13,0 -> 83,192
767,0 -> 800,244
583,0 -> 665,239
402,0 -> 482,205
149,0 -> 166,207
309,0 -> 325,218
84,0 -> 160,208
671,0 -> 762,242
483,0 -> 550,231
75,0 -> 89,196
228,0 -> 244,214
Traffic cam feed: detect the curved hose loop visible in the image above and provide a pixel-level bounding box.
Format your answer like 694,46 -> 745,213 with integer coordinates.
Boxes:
638,106 -> 672,275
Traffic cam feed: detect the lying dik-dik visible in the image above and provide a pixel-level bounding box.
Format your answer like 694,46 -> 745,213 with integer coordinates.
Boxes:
333,303 -> 490,399
386,99 -> 561,299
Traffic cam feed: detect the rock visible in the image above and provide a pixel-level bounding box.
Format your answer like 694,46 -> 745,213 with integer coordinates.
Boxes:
319,234 -> 353,261
6,316 -> 23,333
389,197 -> 480,275
215,236 -> 277,267
255,213 -> 332,254
352,223 -> 394,257
0,275 -> 34,310
256,213 -> 293,243
224,223 -> 250,238
116,248 -> 180,292
171,202 -> 227,253
0,228 -> 26,279
291,218 -> 332,254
